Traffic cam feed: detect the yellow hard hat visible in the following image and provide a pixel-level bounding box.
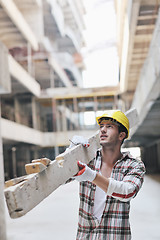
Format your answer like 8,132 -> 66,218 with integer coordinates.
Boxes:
96,110 -> 129,138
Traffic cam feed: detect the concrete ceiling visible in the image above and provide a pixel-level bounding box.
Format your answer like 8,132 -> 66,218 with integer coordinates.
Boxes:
118,0 -> 159,100
0,0 -> 85,93
127,1 -> 159,92
117,0 -> 160,148
0,4 -> 26,49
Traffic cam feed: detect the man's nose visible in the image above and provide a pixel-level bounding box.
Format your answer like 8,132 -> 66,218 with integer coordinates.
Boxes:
101,125 -> 107,132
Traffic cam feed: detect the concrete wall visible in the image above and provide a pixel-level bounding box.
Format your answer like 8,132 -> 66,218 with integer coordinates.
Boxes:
141,142 -> 160,173
0,43 -> 11,94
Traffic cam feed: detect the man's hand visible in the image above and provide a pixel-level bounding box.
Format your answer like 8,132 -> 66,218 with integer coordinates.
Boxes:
69,135 -> 90,147
74,161 -> 97,182
66,135 -> 90,151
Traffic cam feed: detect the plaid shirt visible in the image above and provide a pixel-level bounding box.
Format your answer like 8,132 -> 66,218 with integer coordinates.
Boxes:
76,150 -> 145,240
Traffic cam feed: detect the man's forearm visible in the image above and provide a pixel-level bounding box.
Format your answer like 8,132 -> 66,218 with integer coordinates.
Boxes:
92,173 -> 110,193
92,173 -> 139,202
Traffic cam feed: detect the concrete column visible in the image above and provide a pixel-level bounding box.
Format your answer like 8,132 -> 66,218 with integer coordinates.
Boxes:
93,96 -> 98,127
27,42 -> 32,75
157,141 -> 160,170
50,69 -> 55,88
11,147 -> 17,178
33,147 -> 39,160
82,98 -> 85,129
113,94 -> 118,109
55,146 -> 59,158
52,99 -> 57,132
141,144 -> 159,173
93,96 -> 98,112
73,97 -> 79,129
14,97 -> 21,124
0,42 -> 11,93
0,101 -> 7,240
56,109 -> 61,132
62,100 -> 67,131
32,97 -> 38,130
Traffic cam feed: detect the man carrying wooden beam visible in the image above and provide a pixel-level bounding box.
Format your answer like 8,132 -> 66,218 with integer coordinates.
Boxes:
71,110 -> 145,240
4,108 -> 145,240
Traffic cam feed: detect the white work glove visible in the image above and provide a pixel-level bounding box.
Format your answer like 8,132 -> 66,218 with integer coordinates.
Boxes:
74,161 -> 97,182
66,135 -> 90,151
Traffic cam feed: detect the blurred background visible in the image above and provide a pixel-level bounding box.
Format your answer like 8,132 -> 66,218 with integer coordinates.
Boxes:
0,0 -> 160,239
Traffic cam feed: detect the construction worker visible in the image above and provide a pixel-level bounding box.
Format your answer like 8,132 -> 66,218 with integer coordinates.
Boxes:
72,110 -> 145,240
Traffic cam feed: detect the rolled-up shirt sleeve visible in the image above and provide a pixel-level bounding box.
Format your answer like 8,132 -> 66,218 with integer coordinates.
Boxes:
107,160 -> 145,202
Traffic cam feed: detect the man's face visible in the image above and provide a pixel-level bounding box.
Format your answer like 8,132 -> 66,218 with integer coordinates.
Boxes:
99,120 -> 120,147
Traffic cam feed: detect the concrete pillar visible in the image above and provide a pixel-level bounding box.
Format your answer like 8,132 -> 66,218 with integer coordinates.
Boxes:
14,97 -> 21,124
73,97 -> 79,129
156,141 -> 160,170
55,146 -> 59,158
11,147 -> 17,178
50,69 -> 55,88
93,96 -> 98,127
32,97 -> 38,130
52,99 -> 57,132
141,144 -> 159,173
33,147 -> 39,160
62,100 -> 67,131
113,94 -> 118,109
27,42 -> 32,75
93,96 -> 98,112
0,42 -> 11,93
68,104 -> 73,130
56,109 -> 61,132
0,101 -> 7,240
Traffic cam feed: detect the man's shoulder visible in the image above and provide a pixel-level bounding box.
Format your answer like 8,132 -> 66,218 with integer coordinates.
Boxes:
122,152 -> 145,169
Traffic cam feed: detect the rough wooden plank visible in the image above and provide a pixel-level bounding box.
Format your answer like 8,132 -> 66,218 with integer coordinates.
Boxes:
25,158 -> 51,174
31,158 -> 51,166
4,131 -> 100,219
5,175 -> 28,188
25,162 -> 47,174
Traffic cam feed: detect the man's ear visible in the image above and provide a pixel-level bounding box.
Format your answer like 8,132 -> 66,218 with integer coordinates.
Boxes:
119,132 -> 126,141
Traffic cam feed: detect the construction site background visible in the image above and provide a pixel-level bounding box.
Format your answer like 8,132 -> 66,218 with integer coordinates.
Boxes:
0,0 -> 160,239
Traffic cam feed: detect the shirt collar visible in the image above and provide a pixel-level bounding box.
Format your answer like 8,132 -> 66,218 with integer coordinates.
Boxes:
95,150 -> 132,170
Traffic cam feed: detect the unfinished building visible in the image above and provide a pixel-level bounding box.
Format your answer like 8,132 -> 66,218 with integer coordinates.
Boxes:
0,0 -> 118,181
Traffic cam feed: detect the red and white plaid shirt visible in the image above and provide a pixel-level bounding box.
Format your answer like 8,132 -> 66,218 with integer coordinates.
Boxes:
76,150 -> 145,240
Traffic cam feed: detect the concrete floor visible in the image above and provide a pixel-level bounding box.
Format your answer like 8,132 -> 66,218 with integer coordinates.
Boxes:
5,175 -> 160,240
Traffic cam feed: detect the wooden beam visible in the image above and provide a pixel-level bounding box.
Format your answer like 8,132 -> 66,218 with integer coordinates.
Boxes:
41,87 -> 118,100
130,59 -> 145,65
4,131 -> 100,218
141,0 -> 160,4
136,25 -> 155,31
132,53 -> 147,58
137,15 -> 158,20
132,47 -> 149,54
134,34 -> 152,42
128,73 -> 139,78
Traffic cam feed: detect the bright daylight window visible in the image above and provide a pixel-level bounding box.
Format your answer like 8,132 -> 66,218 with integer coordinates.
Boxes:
84,111 -> 96,125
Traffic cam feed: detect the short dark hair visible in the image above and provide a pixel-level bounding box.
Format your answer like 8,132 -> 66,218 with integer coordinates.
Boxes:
118,123 -> 128,144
